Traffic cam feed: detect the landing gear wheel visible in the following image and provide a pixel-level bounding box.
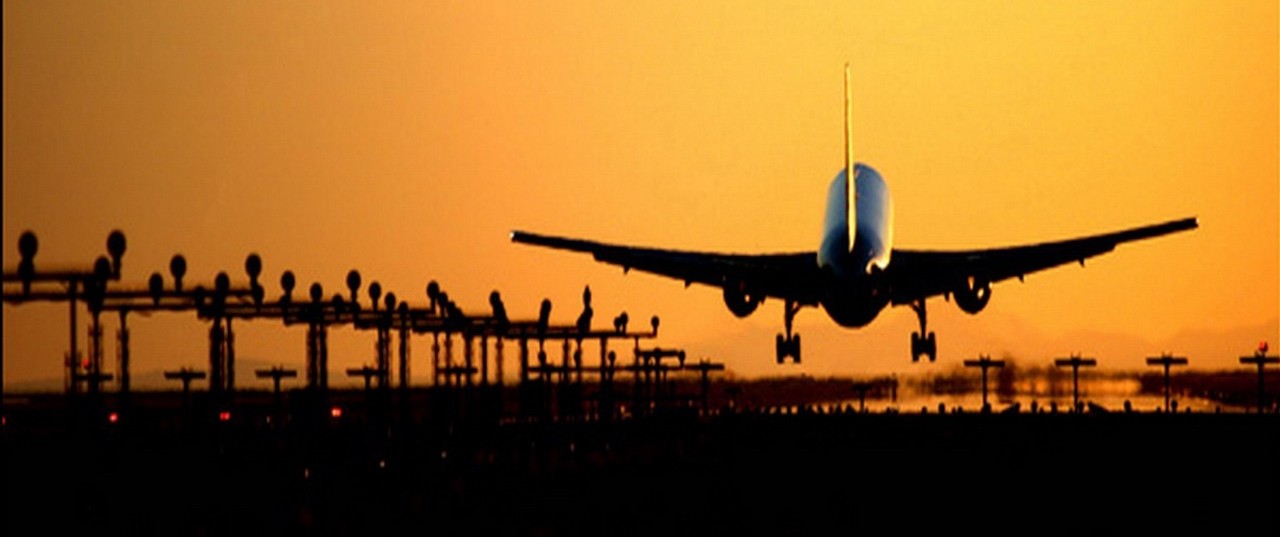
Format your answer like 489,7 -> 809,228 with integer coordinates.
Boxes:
775,300 -> 802,364
909,299 -> 938,363
776,334 -> 801,364
910,331 -> 937,362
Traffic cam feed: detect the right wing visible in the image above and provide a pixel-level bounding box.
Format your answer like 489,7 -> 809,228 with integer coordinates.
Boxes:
510,231 -> 825,305
885,217 -> 1198,304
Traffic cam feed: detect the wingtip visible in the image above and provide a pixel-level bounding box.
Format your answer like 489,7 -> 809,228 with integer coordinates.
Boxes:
510,230 -> 537,244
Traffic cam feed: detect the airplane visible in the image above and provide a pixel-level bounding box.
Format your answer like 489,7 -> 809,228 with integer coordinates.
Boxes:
511,65 -> 1198,364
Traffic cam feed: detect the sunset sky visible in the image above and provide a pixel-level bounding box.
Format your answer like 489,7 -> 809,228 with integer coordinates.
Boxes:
4,1 -> 1276,389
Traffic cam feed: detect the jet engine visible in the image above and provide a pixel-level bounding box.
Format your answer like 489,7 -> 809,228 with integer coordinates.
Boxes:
953,277 -> 992,314
723,284 -> 762,317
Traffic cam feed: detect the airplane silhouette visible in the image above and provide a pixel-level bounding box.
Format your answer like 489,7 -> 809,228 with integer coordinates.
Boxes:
512,65 -> 1197,364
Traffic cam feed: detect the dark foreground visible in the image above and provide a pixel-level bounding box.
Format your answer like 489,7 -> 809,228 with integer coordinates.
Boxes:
4,396 -> 1278,536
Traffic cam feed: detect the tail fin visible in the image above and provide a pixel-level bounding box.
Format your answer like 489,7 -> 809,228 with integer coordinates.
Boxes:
844,63 -> 857,252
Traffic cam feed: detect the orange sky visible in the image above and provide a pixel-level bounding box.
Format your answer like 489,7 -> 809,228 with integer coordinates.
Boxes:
4,1 -> 1277,389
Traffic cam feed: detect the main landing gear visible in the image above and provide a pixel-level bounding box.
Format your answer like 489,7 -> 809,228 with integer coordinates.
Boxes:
775,300 -> 801,364
910,299 -> 936,363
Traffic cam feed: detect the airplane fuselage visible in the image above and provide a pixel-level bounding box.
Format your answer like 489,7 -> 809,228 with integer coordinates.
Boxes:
817,163 -> 893,328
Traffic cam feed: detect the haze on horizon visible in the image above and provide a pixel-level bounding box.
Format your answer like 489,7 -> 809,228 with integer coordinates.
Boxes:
4,1 -> 1277,389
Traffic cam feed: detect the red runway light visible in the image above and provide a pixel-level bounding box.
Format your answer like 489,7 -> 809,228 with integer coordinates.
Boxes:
218,411 -> 232,422
108,412 -> 119,424
330,406 -> 343,419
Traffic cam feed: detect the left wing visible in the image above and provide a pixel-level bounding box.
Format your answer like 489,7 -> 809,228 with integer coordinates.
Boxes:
885,217 -> 1198,305
510,231 -> 825,305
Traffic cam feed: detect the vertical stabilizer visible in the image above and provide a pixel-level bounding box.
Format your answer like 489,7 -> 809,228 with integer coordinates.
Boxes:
844,63 -> 857,252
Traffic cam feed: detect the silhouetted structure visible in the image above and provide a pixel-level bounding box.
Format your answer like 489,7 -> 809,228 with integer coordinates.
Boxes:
687,359 -> 726,414
255,366 -> 297,396
255,366 -> 297,414
1054,354 -> 1097,412
163,367 -> 206,414
851,382 -> 873,412
2,230 -> 124,395
631,347 -> 686,414
963,355 -> 1005,411
1239,342 -> 1278,414
4,230 -> 687,425
347,365 -> 384,391
1146,353 -> 1188,412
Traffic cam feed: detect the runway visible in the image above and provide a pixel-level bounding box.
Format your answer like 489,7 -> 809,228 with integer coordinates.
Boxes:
4,390 -> 1277,536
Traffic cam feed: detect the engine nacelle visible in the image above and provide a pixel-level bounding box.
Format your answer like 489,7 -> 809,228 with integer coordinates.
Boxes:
723,284 -> 762,318
954,278 -> 992,314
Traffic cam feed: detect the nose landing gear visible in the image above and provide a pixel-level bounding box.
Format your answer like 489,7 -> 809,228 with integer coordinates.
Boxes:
776,300 -> 802,364
910,300 -> 936,362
